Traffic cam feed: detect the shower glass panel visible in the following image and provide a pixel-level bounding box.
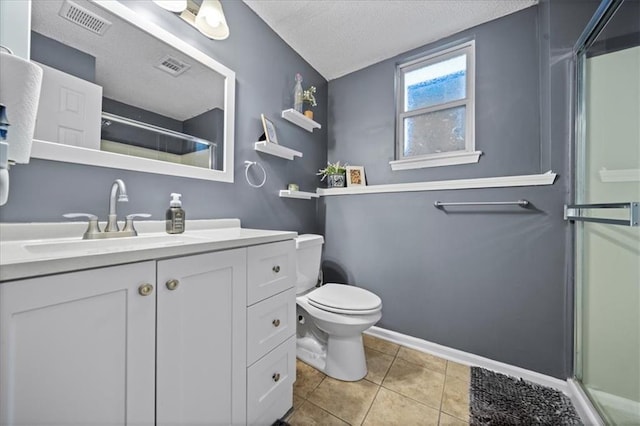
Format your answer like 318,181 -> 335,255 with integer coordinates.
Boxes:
574,0 -> 640,424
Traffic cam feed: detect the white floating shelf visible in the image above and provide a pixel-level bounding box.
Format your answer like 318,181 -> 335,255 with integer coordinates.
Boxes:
281,109 -> 321,133
316,171 -> 557,196
279,190 -> 319,200
254,141 -> 302,160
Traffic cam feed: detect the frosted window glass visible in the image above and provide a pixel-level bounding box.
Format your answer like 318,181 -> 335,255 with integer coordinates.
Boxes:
404,54 -> 466,111
403,106 -> 466,157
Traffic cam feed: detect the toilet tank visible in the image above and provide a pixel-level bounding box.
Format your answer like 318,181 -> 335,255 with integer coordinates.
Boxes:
295,234 -> 324,294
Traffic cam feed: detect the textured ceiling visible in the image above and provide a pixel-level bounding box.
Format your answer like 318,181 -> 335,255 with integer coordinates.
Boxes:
243,0 -> 538,81
31,0 -> 225,121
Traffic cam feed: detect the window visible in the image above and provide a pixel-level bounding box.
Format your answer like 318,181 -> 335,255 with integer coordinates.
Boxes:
392,41 -> 480,171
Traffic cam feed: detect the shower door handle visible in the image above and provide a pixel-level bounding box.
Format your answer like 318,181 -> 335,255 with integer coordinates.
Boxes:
564,202 -> 639,226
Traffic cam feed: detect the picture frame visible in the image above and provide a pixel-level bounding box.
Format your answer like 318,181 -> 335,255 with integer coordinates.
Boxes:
346,166 -> 366,186
260,114 -> 279,144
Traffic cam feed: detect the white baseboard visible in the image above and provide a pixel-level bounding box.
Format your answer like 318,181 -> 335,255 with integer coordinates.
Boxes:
567,379 -> 605,426
365,326 -> 568,392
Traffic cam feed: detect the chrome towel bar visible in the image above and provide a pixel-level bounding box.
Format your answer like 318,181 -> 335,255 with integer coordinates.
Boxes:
434,200 -> 530,208
564,202 -> 639,227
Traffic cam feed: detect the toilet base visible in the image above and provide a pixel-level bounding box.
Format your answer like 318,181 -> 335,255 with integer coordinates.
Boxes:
325,334 -> 367,381
296,333 -> 367,382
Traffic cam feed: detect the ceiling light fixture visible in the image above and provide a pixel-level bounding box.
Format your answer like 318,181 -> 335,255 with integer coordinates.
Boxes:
152,0 -> 187,13
152,0 -> 229,41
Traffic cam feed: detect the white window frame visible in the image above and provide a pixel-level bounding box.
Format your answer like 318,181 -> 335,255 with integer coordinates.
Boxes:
391,40 -> 481,171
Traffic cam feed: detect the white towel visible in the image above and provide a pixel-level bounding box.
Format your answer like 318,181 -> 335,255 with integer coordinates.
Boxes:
0,51 -> 43,164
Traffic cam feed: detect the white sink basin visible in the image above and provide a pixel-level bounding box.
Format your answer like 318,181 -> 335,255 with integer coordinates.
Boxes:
23,233 -> 210,256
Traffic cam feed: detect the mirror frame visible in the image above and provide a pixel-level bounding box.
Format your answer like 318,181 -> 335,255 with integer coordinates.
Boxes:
29,0 -> 236,182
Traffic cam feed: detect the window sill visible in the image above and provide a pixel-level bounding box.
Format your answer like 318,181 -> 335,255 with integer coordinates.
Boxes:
390,150 -> 482,171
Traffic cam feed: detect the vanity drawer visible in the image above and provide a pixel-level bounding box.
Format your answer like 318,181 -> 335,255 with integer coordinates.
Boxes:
247,336 -> 296,425
247,240 -> 295,305
247,287 -> 296,365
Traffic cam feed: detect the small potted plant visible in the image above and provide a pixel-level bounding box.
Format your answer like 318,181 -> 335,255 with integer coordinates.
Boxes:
302,86 -> 317,120
317,161 -> 347,188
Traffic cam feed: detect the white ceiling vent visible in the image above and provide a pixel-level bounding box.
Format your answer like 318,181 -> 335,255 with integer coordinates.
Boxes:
59,0 -> 112,36
155,55 -> 192,77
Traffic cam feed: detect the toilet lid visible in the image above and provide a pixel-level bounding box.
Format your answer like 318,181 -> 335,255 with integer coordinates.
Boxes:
307,284 -> 382,314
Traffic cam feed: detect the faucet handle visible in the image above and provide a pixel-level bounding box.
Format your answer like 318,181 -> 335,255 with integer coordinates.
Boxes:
63,213 -> 98,220
63,213 -> 101,239
123,213 -> 151,236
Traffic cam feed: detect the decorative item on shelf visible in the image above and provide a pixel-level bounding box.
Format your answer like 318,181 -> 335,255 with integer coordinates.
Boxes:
287,183 -> 299,192
293,73 -> 304,113
346,166 -> 367,187
260,114 -> 278,144
317,161 -> 348,188
302,86 -> 317,120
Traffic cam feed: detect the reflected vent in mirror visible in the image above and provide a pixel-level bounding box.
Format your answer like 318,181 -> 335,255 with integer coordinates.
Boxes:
155,55 -> 191,77
59,0 -> 112,36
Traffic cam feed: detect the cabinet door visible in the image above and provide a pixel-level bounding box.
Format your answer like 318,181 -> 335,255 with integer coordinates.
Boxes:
156,249 -> 247,426
0,262 -> 156,426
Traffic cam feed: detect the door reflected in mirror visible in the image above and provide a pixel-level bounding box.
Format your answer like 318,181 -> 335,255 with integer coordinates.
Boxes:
29,0 -> 235,181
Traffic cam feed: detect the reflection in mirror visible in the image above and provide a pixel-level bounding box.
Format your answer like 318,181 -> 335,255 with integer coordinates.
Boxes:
29,0 -> 235,181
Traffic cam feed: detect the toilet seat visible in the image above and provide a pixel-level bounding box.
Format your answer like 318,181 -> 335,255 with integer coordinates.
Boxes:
307,284 -> 382,315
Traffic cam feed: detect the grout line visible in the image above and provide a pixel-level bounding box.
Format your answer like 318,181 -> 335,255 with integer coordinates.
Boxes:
360,384 -> 382,425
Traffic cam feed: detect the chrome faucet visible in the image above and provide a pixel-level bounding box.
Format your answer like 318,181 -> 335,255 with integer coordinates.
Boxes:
63,178 -> 151,239
105,179 -> 128,232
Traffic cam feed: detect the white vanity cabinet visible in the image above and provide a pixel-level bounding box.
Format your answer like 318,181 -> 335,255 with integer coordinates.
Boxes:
0,262 -> 157,426
0,238 -> 295,426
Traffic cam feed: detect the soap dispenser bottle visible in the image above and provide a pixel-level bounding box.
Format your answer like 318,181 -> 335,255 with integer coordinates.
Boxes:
166,193 -> 185,234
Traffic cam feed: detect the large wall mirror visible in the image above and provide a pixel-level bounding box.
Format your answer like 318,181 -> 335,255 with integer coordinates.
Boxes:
29,0 -> 235,182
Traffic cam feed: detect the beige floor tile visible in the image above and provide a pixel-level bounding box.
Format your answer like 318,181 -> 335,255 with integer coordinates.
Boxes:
293,393 -> 305,409
439,412 -> 469,425
446,361 -> 471,383
441,375 -> 470,421
363,387 -> 440,426
307,376 -> 379,425
382,357 -> 445,409
363,334 -> 400,356
397,346 -> 447,373
294,360 -> 326,398
365,347 -> 395,384
288,401 -> 349,426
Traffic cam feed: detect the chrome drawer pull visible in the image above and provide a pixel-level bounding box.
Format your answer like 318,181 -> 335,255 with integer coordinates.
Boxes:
272,373 -> 280,382
272,265 -> 281,273
272,319 -> 281,327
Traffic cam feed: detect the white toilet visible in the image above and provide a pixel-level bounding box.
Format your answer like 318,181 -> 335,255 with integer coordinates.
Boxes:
295,234 -> 382,381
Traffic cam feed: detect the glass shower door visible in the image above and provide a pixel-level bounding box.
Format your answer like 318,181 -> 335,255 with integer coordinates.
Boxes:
572,0 -> 640,424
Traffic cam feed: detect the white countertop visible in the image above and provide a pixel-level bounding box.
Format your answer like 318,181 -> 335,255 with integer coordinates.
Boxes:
0,219 -> 297,282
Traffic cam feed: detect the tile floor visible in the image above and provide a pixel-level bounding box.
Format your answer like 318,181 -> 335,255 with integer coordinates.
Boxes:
287,334 -> 470,425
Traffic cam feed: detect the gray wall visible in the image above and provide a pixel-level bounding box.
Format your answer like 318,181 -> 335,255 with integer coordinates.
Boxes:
31,31 -> 96,82
1,0 -> 328,234
323,3 -> 596,379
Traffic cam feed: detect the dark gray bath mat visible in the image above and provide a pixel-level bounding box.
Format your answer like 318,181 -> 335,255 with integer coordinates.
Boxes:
470,367 -> 582,425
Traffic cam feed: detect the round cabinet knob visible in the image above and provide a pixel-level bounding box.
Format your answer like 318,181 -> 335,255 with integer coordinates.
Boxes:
166,279 -> 180,291
272,373 -> 281,382
272,319 -> 281,327
138,283 -> 154,296
272,265 -> 281,273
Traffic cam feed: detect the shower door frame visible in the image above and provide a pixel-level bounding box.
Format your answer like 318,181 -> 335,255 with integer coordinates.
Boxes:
572,0 -> 638,423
